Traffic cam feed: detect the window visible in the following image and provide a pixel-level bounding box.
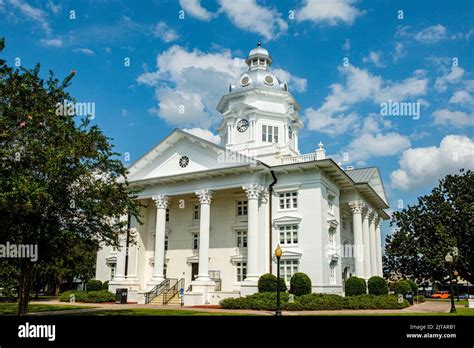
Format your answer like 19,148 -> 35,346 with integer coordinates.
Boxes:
164,263 -> 167,279
236,200 -> 248,216
329,262 -> 336,285
165,235 -> 169,251
280,260 -> 299,283
236,230 -> 247,248
193,204 -> 200,221
166,208 -> 170,222
236,262 -> 247,282
192,233 -> 199,250
262,125 -> 279,143
279,225 -> 298,245
328,228 -> 336,250
110,263 -> 116,280
279,192 -> 298,210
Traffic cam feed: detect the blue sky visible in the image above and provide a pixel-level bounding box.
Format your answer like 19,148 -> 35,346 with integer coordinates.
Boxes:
1,0 -> 473,241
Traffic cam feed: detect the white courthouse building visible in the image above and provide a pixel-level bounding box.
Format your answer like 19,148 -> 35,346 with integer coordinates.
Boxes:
95,44 -> 389,305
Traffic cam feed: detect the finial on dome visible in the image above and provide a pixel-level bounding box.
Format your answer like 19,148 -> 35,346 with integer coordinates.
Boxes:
257,41 -> 261,47
318,141 -> 324,149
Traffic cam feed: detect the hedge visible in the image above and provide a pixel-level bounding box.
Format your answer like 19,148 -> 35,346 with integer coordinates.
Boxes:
220,293 -> 409,311
86,279 -> 103,292
60,290 -> 115,303
345,276 -> 366,296
289,273 -> 312,296
415,295 -> 426,303
102,281 -> 110,290
258,273 -> 287,293
406,280 -> 418,294
395,280 -> 412,296
368,276 -> 388,295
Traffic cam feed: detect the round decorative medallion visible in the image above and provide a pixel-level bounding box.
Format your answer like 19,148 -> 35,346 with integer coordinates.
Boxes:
236,119 -> 249,133
264,75 -> 274,85
179,155 -> 189,168
240,75 -> 250,86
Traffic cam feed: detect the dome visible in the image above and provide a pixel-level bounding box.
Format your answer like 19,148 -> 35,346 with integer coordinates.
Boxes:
230,43 -> 288,93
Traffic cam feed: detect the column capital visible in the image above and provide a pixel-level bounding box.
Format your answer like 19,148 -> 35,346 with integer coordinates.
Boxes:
349,200 -> 365,214
243,183 -> 264,200
363,207 -> 373,220
152,195 -> 171,209
260,188 -> 269,203
370,212 -> 379,224
196,189 -> 213,204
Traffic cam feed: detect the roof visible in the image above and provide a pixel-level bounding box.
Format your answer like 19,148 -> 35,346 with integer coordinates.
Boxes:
345,167 -> 389,205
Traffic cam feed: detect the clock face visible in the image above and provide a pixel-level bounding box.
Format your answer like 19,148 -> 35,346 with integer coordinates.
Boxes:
179,155 -> 189,168
236,119 -> 249,133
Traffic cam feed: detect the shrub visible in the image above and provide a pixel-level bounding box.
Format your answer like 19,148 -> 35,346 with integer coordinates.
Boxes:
220,292 -> 290,310
406,280 -> 418,294
345,295 -> 409,310
289,273 -> 312,296
258,273 -> 287,293
59,290 -> 114,303
395,280 -> 412,296
86,279 -> 103,292
415,295 -> 426,303
345,276 -> 366,296
102,281 -> 109,290
368,276 -> 388,295
298,293 -> 345,310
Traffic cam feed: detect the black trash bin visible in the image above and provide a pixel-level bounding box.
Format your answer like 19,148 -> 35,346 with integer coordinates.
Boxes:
405,291 -> 414,305
115,288 -> 128,304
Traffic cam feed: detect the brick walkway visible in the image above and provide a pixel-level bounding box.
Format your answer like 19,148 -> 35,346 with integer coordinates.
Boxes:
26,299 -> 456,316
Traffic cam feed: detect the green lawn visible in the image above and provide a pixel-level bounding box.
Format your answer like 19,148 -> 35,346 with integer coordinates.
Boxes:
0,303 -> 94,315
302,308 -> 474,316
73,308 -> 254,316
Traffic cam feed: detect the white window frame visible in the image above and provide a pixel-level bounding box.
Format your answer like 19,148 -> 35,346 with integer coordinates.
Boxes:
193,204 -> 200,221
110,263 -> 116,280
236,230 -> 248,248
262,125 -> 279,143
192,233 -> 199,250
164,235 -> 169,251
236,200 -> 248,217
278,191 -> 298,210
279,225 -> 298,245
329,261 -> 337,285
280,260 -> 299,283
236,262 -> 247,282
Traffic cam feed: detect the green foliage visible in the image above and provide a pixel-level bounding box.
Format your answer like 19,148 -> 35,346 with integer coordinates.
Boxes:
257,273 -> 287,293
345,276 -> 367,296
289,272 -> 312,296
220,293 -> 409,311
86,279 -> 103,292
367,276 -> 388,295
415,295 -> 426,303
102,281 -> 109,290
406,279 -> 418,294
385,170 -> 473,284
59,290 -> 114,303
394,280 -> 412,296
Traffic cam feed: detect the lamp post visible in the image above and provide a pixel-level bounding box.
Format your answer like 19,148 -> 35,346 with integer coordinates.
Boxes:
275,245 -> 282,316
453,271 -> 460,302
445,253 -> 456,313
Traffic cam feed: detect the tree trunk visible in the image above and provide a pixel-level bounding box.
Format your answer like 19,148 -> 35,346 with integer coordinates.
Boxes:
54,276 -> 62,296
18,261 -> 34,316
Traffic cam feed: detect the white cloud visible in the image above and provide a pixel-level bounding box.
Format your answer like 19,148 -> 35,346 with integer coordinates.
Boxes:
363,51 -> 384,67
434,66 -> 464,92
433,109 -> 473,128
396,24 -> 448,44
218,0 -> 287,40
46,1 -> 61,14
183,127 -> 221,144
272,68 -> 307,93
449,90 -> 474,106
73,48 -> 95,56
304,65 -> 428,135
393,42 -> 406,63
390,135 -> 474,191
342,38 -> 351,51
346,132 -> 411,162
39,38 -> 62,47
8,0 -> 51,35
179,0 -> 214,21
137,45 -> 305,128
151,21 -> 179,43
296,0 -> 362,25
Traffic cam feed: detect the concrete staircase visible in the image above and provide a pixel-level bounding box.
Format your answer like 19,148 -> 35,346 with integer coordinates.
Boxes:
150,292 -> 181,306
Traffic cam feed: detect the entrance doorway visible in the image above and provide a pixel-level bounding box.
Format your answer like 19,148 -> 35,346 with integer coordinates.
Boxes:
191,263 -> 199,281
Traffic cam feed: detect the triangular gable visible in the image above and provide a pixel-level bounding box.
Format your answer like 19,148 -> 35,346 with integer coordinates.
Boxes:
346,167 -> 389,205
126,129 -> 256,182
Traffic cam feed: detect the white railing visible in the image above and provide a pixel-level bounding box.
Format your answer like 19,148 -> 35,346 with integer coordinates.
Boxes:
281,153 -> 316,164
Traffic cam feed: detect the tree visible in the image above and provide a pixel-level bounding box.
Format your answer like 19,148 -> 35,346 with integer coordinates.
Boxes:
384,169 -> 473,285
0,38 -> 141,315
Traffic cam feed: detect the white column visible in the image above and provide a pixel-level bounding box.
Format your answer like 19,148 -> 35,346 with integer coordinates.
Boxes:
151,195 -> 170,284
369,212 -> 378,278
375,219 -> 383,276
243,183 -> 262,282
113,232 -> 127,281
195,189 -> 213,282
362,208 -> 372,279
349,201 -> 365,278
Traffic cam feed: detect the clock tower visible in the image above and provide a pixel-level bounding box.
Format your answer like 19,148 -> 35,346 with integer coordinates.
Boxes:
216,43 -> 303,165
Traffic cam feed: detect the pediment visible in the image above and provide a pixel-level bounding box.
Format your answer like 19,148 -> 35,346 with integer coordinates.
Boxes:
126,129 -> 255,182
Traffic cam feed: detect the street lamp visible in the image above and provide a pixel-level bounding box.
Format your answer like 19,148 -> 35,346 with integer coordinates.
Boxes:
445,253 -> 456,313
453,271 -> 460,302
275,245 -> 283,316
